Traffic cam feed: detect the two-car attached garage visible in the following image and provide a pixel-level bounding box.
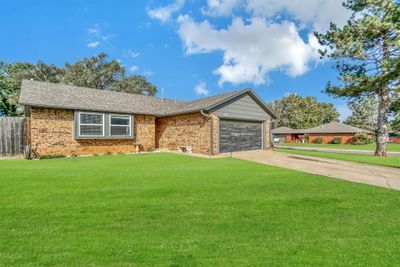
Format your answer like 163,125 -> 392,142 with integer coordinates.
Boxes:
211,92 -> 273,154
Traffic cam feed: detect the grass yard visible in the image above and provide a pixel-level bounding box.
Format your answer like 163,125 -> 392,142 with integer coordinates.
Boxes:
1,153 -> 400,266
278,148 -> 400,168
277,142 -> 400,152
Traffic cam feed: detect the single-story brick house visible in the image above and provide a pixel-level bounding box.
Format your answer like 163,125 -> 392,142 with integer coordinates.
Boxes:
19,80 -> 276,156
272,121 -> 373,144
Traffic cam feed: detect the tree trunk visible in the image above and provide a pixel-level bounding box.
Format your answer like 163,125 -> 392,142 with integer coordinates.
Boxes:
375,88 -> 389,157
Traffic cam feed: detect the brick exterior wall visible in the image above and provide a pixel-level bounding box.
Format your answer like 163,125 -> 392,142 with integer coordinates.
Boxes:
308,133 -> 357,144
156,112 -> 213,155
29,108 -> 273,157
134,114 -> 156,151
30,108 -> 155,156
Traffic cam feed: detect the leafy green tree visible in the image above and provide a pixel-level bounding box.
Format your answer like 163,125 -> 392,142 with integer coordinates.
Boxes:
344,96 -> 378,131
315,0 -> 400,156
0,61 -> 63,116
64,53 -> 157,95
64,53 -> 124,90
110,75 -> 157,95
0,53 -> 157,116
391,116 -> 400,131
268,93 -> 339,129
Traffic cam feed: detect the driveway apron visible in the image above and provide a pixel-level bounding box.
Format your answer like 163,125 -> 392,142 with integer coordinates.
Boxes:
232,150 -> 400,190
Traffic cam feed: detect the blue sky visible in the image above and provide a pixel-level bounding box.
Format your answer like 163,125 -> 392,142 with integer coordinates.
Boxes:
0,0 -> 352,119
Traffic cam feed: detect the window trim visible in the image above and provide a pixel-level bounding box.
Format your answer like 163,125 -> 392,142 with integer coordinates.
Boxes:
109,114 -> 132,137
77,111 -> 105,137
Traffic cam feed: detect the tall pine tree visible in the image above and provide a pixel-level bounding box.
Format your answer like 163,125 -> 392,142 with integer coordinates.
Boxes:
316,0 -> 400,156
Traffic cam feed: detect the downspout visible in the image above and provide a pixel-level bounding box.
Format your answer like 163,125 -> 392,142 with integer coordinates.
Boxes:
200,110 -> 213,156
270,120 -> 274,149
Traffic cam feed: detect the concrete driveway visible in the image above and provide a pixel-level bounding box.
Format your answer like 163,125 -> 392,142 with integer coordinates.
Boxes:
232,150 -> 400,190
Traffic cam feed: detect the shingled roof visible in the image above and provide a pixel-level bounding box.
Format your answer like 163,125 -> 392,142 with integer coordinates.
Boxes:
305,122 -> 372,134
271,127 -> 306,134
19,80 -> 276,117
272,122 -> 371,135
19,80 -> 183,115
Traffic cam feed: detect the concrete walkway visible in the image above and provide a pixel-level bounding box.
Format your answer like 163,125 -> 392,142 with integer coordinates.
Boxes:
275,145 -> 400,157
232,150 -> 400,190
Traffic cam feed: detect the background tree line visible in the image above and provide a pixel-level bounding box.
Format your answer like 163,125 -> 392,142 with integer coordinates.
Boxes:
268,94 -> 339,129
0,53 -> 157,116
269,92 -> 398,134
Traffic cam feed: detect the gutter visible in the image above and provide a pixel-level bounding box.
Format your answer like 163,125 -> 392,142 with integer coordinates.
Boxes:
200,110 -> 214,156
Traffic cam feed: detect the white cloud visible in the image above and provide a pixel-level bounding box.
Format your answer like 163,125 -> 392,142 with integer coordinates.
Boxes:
178,16 -> 319,86
147,0 -> 185,23
201,0 -> 350,31
129,65 -> 139,72
101,34 -> 114,41
86,24 -> 114,48
202,0 -> 243,17
88,27 -> 101,35
246,0 -> 351,32
194,81 -> 210,96
124,50 -> 140,58
87,41 -> 100,48
143,70 -> 154,76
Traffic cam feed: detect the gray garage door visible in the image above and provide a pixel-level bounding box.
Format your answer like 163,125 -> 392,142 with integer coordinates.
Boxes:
219,119 -> 262,153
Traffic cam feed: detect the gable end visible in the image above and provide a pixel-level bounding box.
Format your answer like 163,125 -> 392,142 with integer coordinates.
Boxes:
210,92 -> 272,121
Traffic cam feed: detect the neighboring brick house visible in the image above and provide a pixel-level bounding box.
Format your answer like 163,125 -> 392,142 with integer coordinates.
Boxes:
272,122 -> 373,144
19,80 -> 276,156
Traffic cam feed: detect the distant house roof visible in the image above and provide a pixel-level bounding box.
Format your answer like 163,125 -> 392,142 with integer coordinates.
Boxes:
19,80 -> 276,118
272,122 -> 371,135
305,122 -> 372,134
271,127 -> 305,134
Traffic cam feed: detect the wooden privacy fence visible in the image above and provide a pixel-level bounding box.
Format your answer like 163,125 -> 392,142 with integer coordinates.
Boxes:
0,117 -> 29,158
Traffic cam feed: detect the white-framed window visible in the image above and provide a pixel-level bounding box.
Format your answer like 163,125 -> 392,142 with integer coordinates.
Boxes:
109,114 -> 131,137
78,112 -> 105,137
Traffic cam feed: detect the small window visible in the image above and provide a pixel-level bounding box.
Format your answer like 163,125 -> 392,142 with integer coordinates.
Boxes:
78,113 -> 104,137
110,115 -> 131,137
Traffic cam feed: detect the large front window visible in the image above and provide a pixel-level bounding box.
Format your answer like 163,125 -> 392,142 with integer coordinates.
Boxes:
75,111 -> 133,139
110,115 -> 131,137
79,112 -> 104,137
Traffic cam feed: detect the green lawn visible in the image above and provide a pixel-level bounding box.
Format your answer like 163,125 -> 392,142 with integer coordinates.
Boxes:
277,142 -> 400,152
1,153 -> 400,266
278,148 -> 400,168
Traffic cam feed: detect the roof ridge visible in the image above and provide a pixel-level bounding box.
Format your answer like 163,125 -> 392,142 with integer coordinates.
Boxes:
185,88 -> 248,103
21,79 -> 185,103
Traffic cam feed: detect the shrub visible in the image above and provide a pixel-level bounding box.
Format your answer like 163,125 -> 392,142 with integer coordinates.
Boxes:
352,132 -> 373,145
314,136 -> 324,144
332,137 -> 343,144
